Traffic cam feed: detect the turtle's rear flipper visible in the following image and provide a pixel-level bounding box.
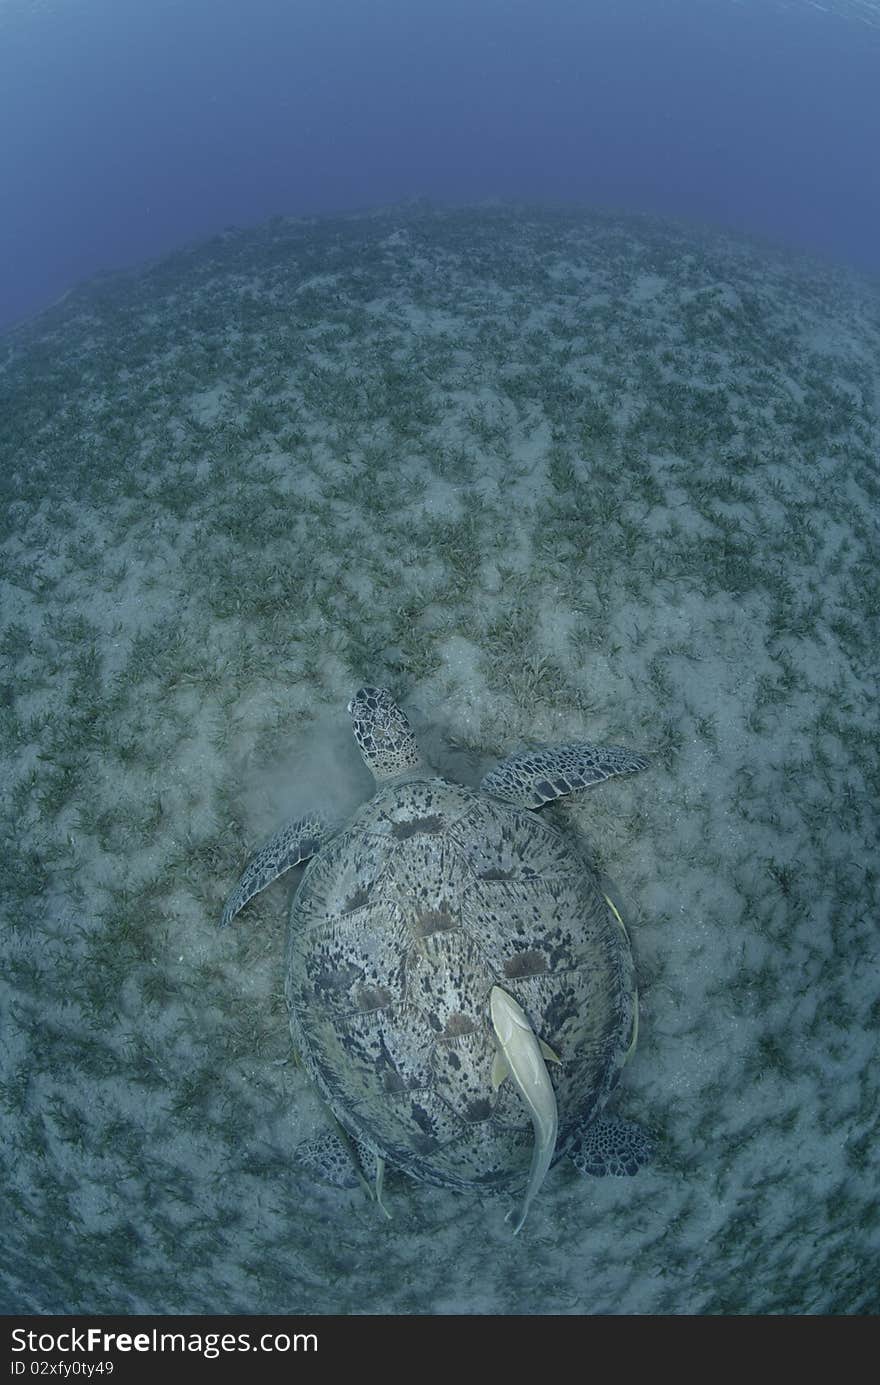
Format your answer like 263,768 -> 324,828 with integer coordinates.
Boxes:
297,1127 -> 392,1219
297,1128 -> 364,1190
480,743 -> 650,809
568,1117 -> 655,1178
219,813 -> 331,927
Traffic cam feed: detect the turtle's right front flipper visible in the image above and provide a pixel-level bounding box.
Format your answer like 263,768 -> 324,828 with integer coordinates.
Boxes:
480,742 -> 649,809
219,813 -> 330,927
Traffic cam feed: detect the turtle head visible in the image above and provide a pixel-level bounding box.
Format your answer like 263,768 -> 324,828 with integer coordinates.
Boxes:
347,687 -> 426,782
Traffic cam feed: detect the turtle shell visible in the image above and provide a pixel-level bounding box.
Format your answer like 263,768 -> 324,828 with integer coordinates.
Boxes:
285,777 -> 635,1190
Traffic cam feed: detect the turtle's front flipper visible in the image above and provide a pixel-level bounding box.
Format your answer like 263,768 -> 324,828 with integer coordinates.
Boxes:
568,1116 -> 655,1178
481,743 -> 649,809
219,813 -> 330,927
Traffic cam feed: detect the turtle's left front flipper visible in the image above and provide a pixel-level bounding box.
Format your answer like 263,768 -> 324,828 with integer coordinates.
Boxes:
220,813 -> 331,927
480,743 -> 649,809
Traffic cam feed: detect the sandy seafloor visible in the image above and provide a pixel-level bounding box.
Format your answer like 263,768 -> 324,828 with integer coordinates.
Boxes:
1,204 -> 878,1315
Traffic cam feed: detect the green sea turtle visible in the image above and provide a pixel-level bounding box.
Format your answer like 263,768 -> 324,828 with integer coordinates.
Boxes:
221,686 -> 654,1232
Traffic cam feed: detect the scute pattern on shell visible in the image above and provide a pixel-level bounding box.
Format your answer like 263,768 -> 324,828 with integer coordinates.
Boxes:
285,778 -> 635,1192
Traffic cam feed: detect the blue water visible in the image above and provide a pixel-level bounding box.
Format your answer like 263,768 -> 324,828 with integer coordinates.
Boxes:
1,0 -> 878,332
